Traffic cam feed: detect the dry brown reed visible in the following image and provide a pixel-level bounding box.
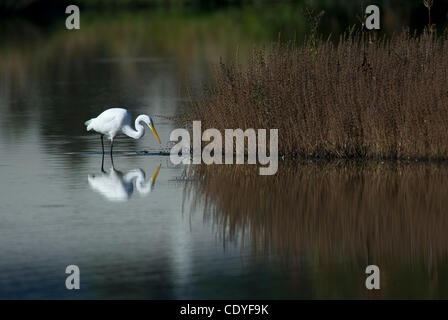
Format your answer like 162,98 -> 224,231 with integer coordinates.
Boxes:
187,29 -> 448,160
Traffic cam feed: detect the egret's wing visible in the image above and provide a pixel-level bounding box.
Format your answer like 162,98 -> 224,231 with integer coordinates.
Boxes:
94,113 -> 121,134
88,173 -> 130,201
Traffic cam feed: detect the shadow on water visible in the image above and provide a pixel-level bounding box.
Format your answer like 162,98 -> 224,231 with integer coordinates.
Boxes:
184,161 -> 448,298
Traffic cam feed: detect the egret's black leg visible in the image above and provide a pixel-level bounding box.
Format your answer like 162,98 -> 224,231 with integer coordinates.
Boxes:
100,135 -> 105,154
100,135 -> 106,173
110,139 -> 115,169
101,152 -> 105,173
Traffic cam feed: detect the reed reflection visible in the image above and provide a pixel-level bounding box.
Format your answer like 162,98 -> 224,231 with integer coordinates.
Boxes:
185,161 -> 448,267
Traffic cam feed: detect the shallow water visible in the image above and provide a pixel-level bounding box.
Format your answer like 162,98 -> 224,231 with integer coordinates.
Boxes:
2,5 -> 448,299
0,8 -> 306,299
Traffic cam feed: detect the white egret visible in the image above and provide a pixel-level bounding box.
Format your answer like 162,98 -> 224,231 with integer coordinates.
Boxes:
88,165 -> 161,202
85,108 -> 161,157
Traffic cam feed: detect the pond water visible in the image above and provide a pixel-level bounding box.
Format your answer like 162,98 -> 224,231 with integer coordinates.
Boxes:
1,4 -> 448,299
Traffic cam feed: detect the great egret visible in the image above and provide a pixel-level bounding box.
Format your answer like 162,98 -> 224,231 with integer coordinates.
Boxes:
88,165 -> 161,202
85,108 -> 161,158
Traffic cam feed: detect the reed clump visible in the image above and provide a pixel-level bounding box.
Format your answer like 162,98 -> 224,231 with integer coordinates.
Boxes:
188,30 -> 448,160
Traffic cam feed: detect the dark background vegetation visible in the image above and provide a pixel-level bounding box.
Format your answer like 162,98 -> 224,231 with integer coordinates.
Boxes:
2,1 -> 448,22
2,1 -> 448,39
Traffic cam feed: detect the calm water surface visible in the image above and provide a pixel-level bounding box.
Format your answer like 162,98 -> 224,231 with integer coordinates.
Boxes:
1,6 -> 448,299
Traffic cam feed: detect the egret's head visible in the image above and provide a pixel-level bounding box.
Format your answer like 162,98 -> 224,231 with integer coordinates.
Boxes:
143,116 -> 161,144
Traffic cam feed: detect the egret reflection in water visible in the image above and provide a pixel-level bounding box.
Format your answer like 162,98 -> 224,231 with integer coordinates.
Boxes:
88,164 -> 161,202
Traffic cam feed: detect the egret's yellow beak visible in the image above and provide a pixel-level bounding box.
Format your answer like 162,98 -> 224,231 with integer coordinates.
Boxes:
151,164 -> 161,185
149,124 -> 161,144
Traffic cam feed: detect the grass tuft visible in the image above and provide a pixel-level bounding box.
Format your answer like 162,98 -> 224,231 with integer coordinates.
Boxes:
187,29 -> 448,160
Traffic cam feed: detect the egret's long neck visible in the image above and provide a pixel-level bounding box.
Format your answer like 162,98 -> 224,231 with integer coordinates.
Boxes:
122,115 -> 146,140
123,169 -> 152,194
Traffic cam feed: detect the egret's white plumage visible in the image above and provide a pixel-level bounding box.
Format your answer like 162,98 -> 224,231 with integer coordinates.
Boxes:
88,165 -> 161,202
85,108 -> 161,153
